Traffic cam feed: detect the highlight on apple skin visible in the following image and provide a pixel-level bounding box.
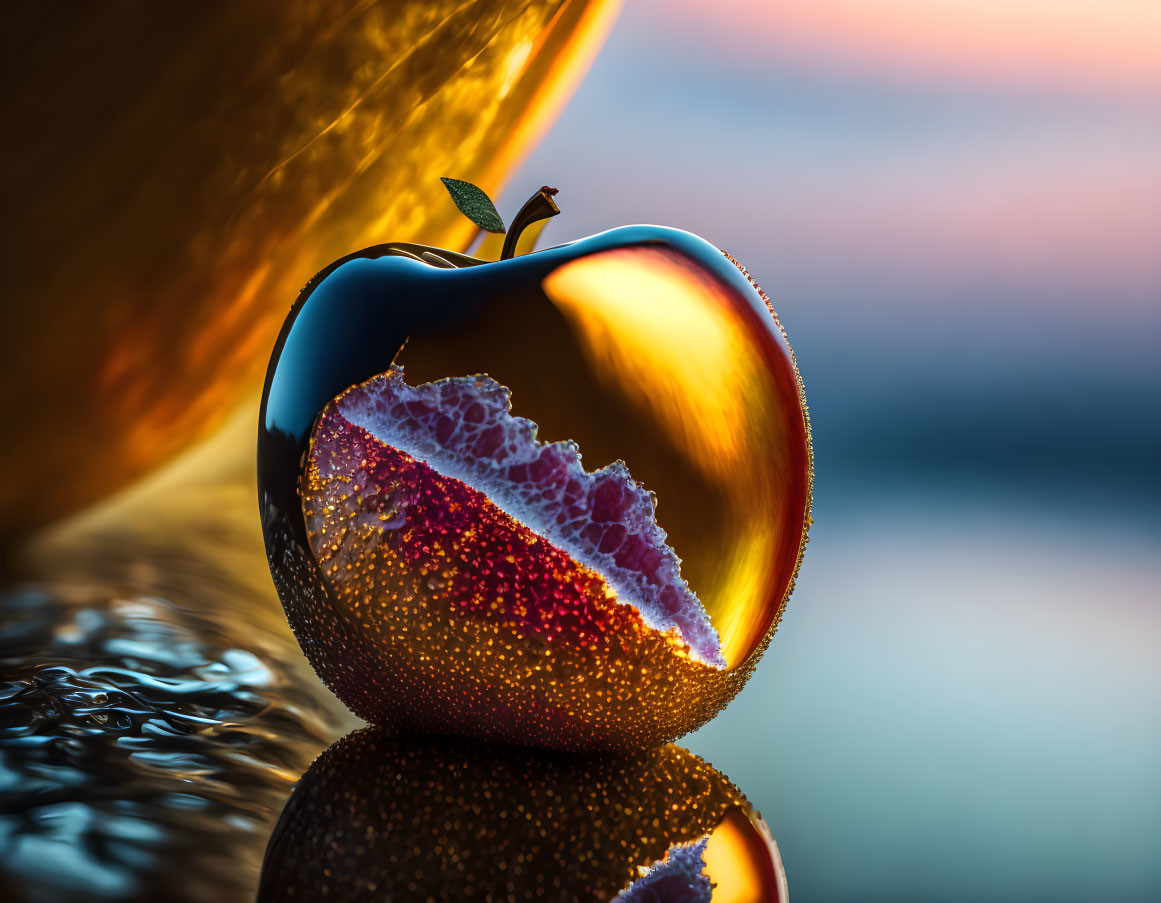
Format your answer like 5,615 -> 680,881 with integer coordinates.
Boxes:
258,728 -> 788,902
258,195 -> 812,751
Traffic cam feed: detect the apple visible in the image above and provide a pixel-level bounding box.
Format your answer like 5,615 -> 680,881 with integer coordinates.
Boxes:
258,182 -> 812,751
258,728 -> 789,902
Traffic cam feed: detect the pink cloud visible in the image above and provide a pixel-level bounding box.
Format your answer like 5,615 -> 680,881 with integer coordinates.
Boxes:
647,0 -> 1161,94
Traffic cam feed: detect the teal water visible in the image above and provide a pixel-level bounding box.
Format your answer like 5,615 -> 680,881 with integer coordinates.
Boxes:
689,487 -> 1161,902
3,485 -> 1155,900
0,550 -> 347,903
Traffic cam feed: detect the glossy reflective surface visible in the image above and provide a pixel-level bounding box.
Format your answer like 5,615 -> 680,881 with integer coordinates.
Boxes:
0,0 -> 617,536
0,407 -> 356,902
258,728 -> 788,902
540,245 -> 810,665
258,227 -> 811,748
0,573 -> 344,903
0,389 -> 788,897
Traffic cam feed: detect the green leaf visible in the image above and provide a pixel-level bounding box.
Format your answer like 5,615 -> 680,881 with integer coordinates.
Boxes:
440,177 -> 506,233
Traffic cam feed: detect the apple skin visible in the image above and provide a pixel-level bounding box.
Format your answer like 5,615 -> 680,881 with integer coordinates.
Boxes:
258,225 -> 812,751
258,728 -> 787,903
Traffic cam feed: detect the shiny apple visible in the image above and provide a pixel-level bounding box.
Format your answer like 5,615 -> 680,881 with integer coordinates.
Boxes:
258,186 -> 812,750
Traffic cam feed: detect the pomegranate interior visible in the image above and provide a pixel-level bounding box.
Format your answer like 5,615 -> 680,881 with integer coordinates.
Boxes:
336,367 -> 725,666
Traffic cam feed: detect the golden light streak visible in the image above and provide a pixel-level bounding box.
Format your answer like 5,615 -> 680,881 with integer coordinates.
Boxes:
704,807 -> 790,903
542,246 -> 805,666
1,0 -> 620,538
544,246 -> 766,480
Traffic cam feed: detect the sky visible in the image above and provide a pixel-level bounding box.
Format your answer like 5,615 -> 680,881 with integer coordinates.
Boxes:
496,0 -> 1161,501
496,3 -> 1161,899
656,0 -> 1161,94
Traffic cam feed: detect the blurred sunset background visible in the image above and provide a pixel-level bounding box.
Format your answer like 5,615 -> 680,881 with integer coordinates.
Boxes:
494,1 -> 1160,900
3,2 -> 1158,901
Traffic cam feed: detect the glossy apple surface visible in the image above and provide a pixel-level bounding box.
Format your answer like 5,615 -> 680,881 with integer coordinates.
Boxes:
258,728 -> 788,902
258,226 -> 812,750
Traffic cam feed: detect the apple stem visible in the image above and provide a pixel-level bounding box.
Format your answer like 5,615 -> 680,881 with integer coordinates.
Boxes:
501,186 -> 560,260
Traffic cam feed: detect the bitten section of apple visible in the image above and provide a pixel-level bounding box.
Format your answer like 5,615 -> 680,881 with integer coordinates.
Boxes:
307,408 -> 632,657
330,366 -> 725,667
613,840 -> 712,903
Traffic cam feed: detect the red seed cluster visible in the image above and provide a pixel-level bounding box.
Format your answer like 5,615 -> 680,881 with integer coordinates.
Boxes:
334,411 -> 625,651
300,397 -> 772,749
336,367 -> 722,663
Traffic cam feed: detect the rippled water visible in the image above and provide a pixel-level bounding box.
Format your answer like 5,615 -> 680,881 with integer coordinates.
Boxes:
0,575 -> 347,903
0,435 -> 353,903
0,397 -> 793,903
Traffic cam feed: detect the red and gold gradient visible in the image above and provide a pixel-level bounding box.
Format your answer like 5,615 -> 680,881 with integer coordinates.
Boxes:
259,729 -> 788,902
297,243 -> 811,750
304,403 -> 717,748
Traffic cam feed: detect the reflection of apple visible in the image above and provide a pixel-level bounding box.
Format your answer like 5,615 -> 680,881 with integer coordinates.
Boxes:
259,728 -> 788,902
258,184 -> 812,751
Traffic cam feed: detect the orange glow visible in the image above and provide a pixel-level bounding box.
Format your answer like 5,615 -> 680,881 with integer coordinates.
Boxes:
544,247 -> 767,480
2,1 -> 618,536
704,807 -> 789,903
478,0 -> 623,197
543,246 -> 809,667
